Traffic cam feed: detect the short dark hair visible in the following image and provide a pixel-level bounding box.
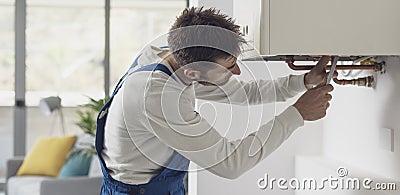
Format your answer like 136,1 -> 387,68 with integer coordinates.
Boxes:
167,7 -> 246,67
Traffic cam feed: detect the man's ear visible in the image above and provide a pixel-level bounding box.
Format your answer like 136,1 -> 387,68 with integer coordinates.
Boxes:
183,68 -> 201,81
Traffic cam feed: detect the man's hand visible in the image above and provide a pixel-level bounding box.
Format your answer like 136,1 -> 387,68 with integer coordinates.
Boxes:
293,84 -> 334,121
304,56 -> 337,89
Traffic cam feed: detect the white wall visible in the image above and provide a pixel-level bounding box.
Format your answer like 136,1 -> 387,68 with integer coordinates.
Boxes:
323,57 -> 400,180
194,61 -> 324,195
193,57 -> 400,195
294,57 -> 400,195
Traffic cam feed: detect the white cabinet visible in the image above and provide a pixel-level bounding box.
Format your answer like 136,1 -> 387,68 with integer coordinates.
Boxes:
194,0 -> 400,55
264,0 -> 400,55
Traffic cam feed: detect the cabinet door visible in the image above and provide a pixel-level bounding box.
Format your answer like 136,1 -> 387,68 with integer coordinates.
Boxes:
268,0 -> 400,55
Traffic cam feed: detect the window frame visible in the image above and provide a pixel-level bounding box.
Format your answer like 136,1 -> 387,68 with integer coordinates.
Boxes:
7,0 -> 188,156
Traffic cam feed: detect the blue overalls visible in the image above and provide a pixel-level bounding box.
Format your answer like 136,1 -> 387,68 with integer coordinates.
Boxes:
95,54 -> 190,195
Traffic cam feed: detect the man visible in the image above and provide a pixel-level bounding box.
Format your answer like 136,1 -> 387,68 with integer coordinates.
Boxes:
96,7 -> 334,195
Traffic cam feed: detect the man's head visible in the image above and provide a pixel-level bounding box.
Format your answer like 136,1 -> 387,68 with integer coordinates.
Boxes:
167,7 -> 246,85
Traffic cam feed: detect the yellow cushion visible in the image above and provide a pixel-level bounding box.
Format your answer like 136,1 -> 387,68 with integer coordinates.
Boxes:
17,135 -> 77,177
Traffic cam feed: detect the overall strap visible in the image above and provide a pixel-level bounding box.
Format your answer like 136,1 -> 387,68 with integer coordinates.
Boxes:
111,46 -> 169,97
112,63 -> 172,97
96,63 -> 173,155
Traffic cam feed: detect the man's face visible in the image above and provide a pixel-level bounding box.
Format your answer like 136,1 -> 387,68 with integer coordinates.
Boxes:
198,55 -> 241,86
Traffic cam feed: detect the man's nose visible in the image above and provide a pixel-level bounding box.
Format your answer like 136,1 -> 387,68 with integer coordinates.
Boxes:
231,64 -> 241,75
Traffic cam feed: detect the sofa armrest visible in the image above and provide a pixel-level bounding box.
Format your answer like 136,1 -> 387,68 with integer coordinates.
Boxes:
40,176 -> 102,195
6,156 -> 24,180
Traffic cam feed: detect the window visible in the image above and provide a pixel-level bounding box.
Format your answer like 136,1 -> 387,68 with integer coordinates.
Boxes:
0,0 -> 15,106
0,0 -> 187,179
110,0 -> 186,89
25,0 -> 106,151
0,0 -> 14,180
26,0 -> 105,106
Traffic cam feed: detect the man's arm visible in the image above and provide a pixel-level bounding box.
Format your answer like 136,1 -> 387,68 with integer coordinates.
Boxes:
194,74 -> 307,105
143,83 -> 304,179
194,56 -> 333,105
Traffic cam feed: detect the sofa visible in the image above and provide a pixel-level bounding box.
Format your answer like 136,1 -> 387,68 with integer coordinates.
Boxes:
6,156 -> 102,195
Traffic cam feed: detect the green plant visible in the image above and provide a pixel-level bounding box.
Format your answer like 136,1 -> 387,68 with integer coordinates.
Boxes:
75,97 -> 109,136
68,96 -> 109,159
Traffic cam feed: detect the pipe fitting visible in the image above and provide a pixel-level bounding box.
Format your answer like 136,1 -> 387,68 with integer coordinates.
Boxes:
333,76 -> 374,87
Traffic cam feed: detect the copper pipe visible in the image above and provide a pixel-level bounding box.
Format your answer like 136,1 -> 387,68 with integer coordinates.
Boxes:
243,55 -> 385,72
287,62 -> 381,71
333,76 -> 374,87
